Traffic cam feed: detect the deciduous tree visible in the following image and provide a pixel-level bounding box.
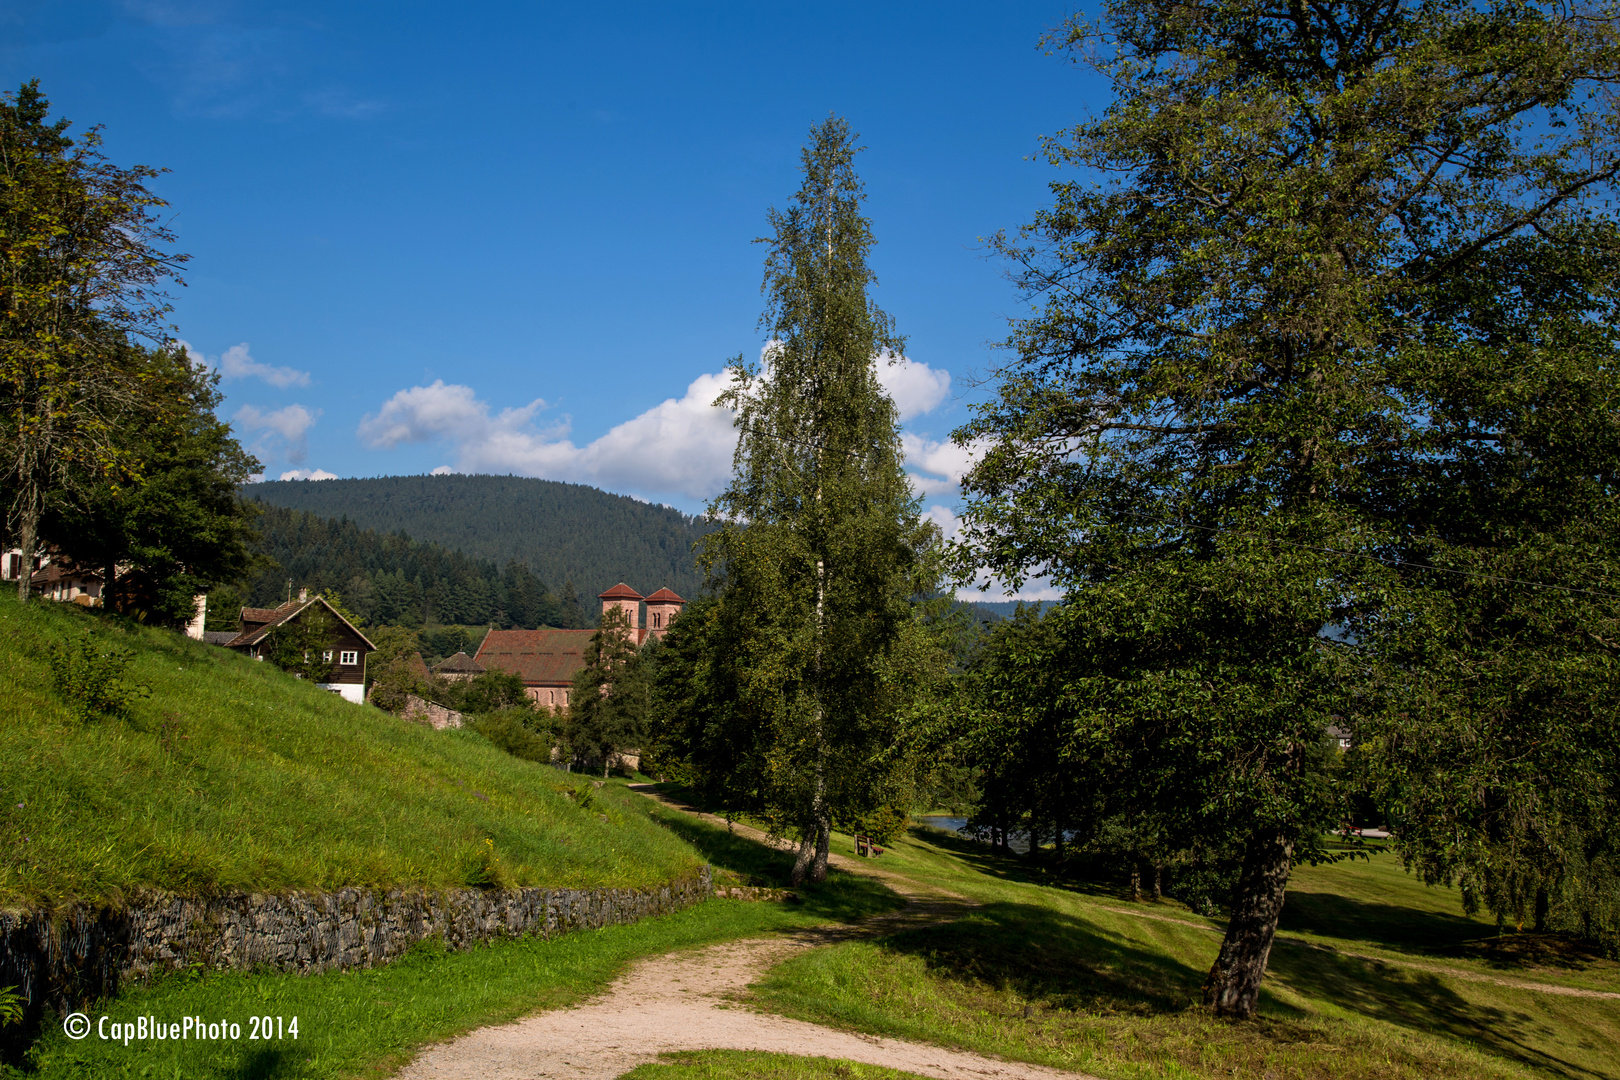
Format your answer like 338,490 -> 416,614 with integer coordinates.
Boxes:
956,0 -> 1620,1016
0,82 -> 187,598
704,117 -> 935,885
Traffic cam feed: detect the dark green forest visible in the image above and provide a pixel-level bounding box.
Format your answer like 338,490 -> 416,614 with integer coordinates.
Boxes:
242,474 -> 712,601
215,501 -> 590,631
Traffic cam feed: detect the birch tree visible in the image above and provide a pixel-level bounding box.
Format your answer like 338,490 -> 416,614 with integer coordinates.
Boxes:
705,116 -> 931,886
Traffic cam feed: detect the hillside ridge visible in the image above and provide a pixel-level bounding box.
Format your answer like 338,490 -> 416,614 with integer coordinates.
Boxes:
243,475 -> 713,602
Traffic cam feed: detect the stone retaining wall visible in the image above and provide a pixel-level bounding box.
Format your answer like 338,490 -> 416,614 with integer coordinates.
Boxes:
0,868 -> 711,1050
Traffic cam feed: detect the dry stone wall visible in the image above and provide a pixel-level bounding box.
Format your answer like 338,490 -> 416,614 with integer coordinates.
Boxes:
0,869 -> 710,1048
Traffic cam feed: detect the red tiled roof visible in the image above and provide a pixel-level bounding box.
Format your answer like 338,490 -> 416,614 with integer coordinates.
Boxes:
598,582 -> 643,600
643,587 -> 685,603
475,628 -> 594,685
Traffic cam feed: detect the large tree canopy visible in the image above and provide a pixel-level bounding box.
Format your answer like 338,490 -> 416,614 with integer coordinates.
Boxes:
0,81 -> 187,597
955,0 -> 1620,1016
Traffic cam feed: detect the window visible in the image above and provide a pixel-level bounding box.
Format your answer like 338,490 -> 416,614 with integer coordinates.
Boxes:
322,650 -> 334,663
340,650 -> 358,666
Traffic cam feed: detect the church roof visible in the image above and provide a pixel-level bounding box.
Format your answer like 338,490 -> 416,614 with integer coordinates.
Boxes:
643,587 -> 685,603
475,628 -> 594,685
598,582 -> 643,600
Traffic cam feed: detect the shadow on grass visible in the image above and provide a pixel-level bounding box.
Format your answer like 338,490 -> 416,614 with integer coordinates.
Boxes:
1281,887 -> 1494,954
904,825 -> 1125,902
1271,944 -> 1617,1080
872,900 -> 1211,1015
650,805 -> 904,925
219,1045 -> 306,1080
864,896 -> 1613,1080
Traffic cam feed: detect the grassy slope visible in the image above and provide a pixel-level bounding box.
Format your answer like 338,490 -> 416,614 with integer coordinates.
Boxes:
749,825 -> 1620,1080
14,796 -> 904,1079
0,597 -> 698,907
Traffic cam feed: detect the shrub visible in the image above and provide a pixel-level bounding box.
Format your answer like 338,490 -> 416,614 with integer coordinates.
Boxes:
48,632 -> 147,721
466,707 -> 557,763
456,838 -> 509,888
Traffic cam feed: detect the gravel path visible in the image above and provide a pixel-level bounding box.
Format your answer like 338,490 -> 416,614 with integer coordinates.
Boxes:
393,926 -> 1092,1080
395,788 -> 1095,1080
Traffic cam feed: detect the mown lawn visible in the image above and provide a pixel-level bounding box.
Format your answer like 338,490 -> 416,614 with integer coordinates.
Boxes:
744,823 -> 1620,1080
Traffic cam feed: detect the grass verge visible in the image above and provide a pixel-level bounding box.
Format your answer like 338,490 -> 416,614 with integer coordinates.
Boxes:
622,1051 -> 935,1080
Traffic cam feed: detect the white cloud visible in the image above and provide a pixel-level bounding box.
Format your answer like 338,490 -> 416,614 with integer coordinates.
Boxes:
358,354 -> 952,505
358,381 -> 508,447
359,373 -> 738,501
876,353 -> 951,420
431,465 -> 454,476
235,403 -> 321,464
181,339 -> 310,389
279,468 -> 339,481
901,432 -> 986,500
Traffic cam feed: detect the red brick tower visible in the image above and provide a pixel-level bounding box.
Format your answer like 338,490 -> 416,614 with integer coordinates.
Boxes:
598,583 -> 644,643
643,587 -> 685,641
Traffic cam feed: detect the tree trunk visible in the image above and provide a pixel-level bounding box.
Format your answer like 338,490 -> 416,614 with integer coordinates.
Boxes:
1153,863 -> 1163,901
104,558 -> 117,614
1202,829 -> 1293,1019
811,814 -> 830,882
14,509 -> 38,602
791,830 -> 817,885
1534,887 -> 1550,933
1130,865 -> 1141,902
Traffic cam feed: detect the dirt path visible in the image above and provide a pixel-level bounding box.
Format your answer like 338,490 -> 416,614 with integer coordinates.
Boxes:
394,926 -> 1091,1080
394,789 -> 1092,1080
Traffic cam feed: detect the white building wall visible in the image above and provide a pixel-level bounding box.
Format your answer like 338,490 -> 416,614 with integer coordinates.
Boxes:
316,682 -> 367,704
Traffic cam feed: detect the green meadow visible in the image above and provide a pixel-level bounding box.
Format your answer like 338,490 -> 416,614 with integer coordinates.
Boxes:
0,597 -> 697,907
747,823 -> 1620,1080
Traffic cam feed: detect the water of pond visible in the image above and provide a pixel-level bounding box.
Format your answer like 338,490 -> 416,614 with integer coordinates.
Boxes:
915,815 -> 1032,853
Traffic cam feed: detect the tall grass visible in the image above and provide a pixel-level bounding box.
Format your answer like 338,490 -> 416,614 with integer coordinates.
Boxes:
0,597 -> 698,907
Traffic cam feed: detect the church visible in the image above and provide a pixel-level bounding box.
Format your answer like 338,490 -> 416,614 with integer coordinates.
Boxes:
472,583 -> 684,710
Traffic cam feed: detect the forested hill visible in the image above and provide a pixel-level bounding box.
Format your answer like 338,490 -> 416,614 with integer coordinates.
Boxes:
241,474 -> 714,602
221,502 -> 586,631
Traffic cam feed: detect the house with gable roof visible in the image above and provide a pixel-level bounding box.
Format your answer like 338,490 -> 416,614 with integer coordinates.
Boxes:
474,583 -> 684,710
222,588 -> 377,703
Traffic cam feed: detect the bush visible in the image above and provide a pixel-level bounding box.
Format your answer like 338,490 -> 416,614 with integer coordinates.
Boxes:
48,632 -> 147,721
466,707 -> 556,763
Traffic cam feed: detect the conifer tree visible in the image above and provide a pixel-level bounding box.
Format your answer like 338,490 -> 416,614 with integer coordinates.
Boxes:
704,117 -> 932,885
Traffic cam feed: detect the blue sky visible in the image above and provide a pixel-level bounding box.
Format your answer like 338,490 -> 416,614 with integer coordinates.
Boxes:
5,1 -> 1106,596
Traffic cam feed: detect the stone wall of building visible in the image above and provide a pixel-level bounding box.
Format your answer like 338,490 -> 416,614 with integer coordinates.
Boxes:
399,694 -> 464,729
0,869 -> 711,1051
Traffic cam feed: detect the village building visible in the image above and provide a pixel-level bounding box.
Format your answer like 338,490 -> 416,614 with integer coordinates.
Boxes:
474,583 -> 684,709
221,589 -> 377,703
432,651 -> 484,681
3,546 -> 209,640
